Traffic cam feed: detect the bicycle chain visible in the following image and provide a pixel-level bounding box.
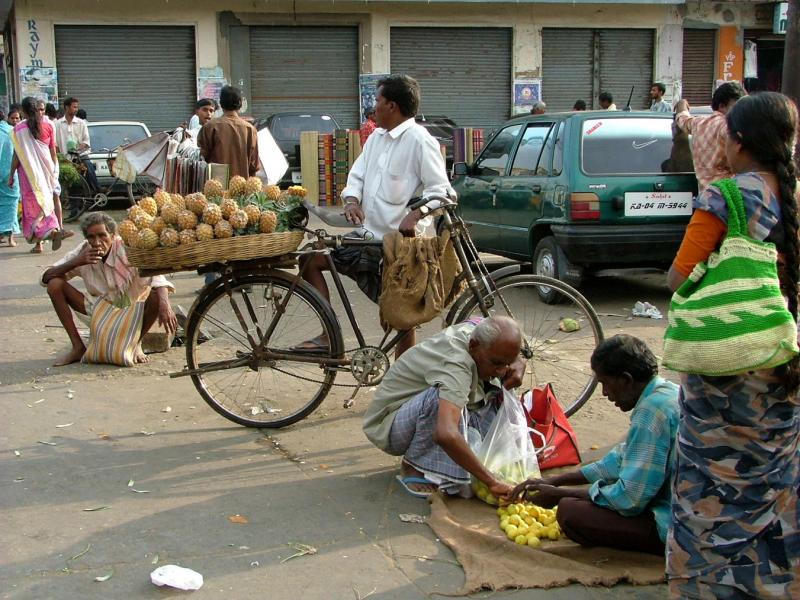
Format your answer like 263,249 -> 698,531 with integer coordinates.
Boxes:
269,364 -> 363,388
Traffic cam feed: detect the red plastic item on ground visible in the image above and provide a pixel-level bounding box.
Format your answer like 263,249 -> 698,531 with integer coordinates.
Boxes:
521,384 -> 581,470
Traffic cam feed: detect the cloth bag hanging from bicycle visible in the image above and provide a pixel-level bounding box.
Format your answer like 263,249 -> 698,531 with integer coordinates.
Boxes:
378,230 -> 464,331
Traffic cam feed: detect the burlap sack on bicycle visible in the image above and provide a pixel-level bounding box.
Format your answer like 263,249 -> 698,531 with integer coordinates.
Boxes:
379,230 -> 462,331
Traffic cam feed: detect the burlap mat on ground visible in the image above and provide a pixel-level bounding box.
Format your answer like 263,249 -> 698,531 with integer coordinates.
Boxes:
428,493 -> 666,594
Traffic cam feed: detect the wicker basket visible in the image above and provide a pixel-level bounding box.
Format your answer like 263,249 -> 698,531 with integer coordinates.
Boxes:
125,230 -> 305,271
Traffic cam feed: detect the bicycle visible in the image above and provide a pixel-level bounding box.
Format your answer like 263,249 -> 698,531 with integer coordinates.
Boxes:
170,196 -> 604,428
62,148 -> 150,222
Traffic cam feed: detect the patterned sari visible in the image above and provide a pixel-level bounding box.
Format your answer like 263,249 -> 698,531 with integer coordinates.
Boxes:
11,120 -> 58,242
667,173 -> 800,599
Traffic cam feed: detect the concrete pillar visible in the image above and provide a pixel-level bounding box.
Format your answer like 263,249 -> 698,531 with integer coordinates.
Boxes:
655,24 -> 683,103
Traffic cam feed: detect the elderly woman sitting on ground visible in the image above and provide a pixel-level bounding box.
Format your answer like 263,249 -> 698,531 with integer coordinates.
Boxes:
41,212 -> 177,366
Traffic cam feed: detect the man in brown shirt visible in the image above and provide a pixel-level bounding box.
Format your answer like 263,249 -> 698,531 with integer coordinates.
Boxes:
198,85 -> 259,178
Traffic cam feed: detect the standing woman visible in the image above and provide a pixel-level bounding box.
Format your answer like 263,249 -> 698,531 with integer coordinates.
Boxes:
666,92 -> 800,598
9,97 -> 62,253
0,109 -> 21,246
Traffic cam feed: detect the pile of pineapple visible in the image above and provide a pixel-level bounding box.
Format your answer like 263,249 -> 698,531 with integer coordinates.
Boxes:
119,175 -> 307,250
497,502 -> 562,548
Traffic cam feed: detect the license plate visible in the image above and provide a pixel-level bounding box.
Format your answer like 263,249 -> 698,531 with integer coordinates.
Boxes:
624,192 -> 692,217
291,171 -> 303,184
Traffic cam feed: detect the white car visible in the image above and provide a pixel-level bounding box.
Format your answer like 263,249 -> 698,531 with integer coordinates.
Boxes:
86,121 -> 153,195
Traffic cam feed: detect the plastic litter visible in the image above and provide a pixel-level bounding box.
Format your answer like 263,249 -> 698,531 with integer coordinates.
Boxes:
632,301 -> 663,319
150,565 -> 204,591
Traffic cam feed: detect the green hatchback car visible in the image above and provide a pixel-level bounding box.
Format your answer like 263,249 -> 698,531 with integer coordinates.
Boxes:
452,111 -> 698,301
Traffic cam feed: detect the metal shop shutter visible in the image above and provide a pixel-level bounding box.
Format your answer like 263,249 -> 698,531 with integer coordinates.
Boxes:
55,25 -> 196,133
250,27 -> 359,129
390,27 -> 512,129
542,29 -> 594,112
682,29 -> 716,105
598,29 -> 655,110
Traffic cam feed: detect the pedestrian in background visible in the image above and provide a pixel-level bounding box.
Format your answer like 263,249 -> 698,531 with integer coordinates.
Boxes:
674,81 -> 745,192
599,92 -> 616,110
188,98 -> 216,138
8,96 -> 62,253
0,109 -> 20,247
198,85 -> 259,179
572,100 -> 587,111
37,99 -> 73,241
359,108 -> 377,146
666,92 -> 800,599
649,83 -> 672,113
530,101 -> 546,115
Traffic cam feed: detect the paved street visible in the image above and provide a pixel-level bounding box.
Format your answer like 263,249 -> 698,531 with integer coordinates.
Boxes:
1,211 -> 672,599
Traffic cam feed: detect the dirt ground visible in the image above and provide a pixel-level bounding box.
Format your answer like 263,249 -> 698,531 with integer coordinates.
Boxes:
0,211 -> 673,599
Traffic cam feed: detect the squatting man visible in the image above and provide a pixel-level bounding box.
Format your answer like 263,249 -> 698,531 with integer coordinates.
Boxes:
363,316 -> 526,498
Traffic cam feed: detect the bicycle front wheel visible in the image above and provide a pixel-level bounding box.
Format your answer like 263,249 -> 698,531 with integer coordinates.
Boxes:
185,272 -> 344,428
456,274 -> 603,416
62,177 -> 92,223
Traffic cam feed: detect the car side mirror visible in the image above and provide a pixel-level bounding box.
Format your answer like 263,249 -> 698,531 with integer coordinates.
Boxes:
453,162 -> 470,177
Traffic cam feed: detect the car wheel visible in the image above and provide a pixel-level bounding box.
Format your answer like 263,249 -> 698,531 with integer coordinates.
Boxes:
533,236 -> 582,304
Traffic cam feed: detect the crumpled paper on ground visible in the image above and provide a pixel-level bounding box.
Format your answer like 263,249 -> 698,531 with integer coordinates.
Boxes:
150,565 -> 204,590
632,301 -> 663,319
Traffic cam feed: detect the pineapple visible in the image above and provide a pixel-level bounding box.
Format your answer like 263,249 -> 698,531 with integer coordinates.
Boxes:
196,223 -> 214,242
139,196 -> 158,217
170,194 -> 186,210
228,175 -> 247,197
228,209 -> 248,230
153,189 -> 172,210
203,178 -> 224,198
259,210 -> 277,234
136,228 -> 159,250
118,219 -> 138,245
179,229 -> 197,245
287,185 -> 307,197
160,227 -> 179,248
161,203 -> 179,225
220,198 -> 238,219
214,220 -> 233,239
149,216 -> 167,236
244,204 -> 261,226
245,176 -> 263,197
132,211 -> 154,230
128,204 -> 146,222
203,203 -> 222,225
186,193 -> 208,216
264,185 -> 281,201
177,209 -> 198,231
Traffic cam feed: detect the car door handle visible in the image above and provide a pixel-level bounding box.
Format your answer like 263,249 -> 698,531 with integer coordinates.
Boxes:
529,184 -> 542,193
488,184 -> 498,192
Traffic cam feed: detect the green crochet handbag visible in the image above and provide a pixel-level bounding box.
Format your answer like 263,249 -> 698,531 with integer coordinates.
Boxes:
663,178 -> 799,376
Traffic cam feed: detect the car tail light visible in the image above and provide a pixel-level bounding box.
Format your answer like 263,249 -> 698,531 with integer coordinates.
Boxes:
570,193 -> 600,220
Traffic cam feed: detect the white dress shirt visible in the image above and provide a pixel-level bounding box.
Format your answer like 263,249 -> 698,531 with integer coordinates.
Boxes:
341,117 -> 454,240
55,116 -> 91,155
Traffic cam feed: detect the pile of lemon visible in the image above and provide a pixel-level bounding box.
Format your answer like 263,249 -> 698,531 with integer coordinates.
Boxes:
497,502 -> 561,548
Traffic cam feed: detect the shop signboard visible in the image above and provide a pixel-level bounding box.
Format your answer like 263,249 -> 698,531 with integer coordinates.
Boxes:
774,3 -> 788,35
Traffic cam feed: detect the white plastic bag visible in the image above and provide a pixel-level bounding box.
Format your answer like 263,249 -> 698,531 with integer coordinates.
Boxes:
150,564 -> 204,591
472,388 -> 541,504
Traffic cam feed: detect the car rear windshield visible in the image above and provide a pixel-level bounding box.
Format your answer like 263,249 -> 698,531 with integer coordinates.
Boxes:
88,124 -> 149,153
581,117 -> 693,175
270,115 -> 337,139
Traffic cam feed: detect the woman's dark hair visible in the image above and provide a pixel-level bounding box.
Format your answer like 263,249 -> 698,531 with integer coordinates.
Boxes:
76,109 -> 87,120
45,103 -> 58,119
21,96 -> 42,140
219,86 -> 242,111
711,81 -> 745,111
590,334 -> 658,382
377,75 -> 420,117
727,92 -> 800,392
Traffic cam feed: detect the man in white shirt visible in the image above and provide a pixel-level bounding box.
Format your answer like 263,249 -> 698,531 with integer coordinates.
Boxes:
299,74 -> 453,355
55,97 -> 99,191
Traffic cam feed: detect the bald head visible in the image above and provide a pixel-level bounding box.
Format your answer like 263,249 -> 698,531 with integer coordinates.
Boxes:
469,317 -> 523,381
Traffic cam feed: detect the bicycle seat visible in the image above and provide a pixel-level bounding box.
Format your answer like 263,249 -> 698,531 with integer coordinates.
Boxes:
303,200 -> 351,229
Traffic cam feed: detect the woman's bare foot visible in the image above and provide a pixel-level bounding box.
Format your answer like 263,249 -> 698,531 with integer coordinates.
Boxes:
8,236 -> 16,247
399,460 -> 439,495
54,345 -> 86,366
31,241 -> 44,254
134,346 -> 149,364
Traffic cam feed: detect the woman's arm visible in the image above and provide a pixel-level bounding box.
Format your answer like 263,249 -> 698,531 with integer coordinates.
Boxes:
668,209 -> 726,292
8,153 -> 18,187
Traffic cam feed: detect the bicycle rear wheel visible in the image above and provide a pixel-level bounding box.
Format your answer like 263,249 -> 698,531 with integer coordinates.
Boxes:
185,272 -> 344,428
62,177 -> 92,223
455,274 -> 603,416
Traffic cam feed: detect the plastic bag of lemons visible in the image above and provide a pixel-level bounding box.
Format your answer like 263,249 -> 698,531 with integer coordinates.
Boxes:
497,502 -> 561,548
